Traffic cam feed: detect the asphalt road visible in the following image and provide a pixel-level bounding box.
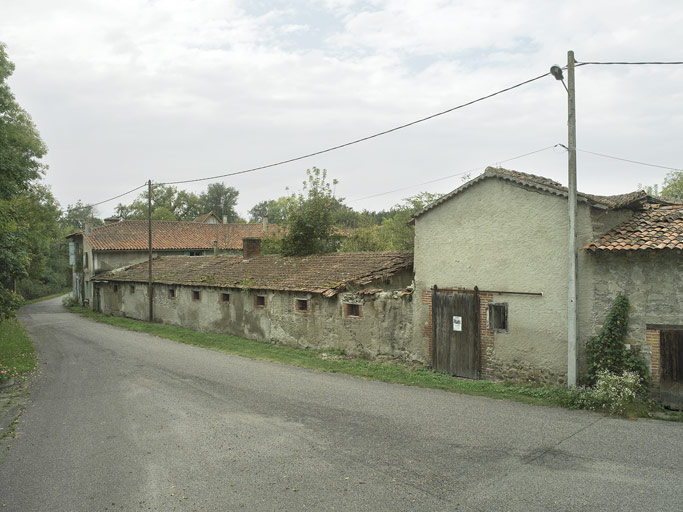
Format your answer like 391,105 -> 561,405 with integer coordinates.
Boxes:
1,298 -> 682,511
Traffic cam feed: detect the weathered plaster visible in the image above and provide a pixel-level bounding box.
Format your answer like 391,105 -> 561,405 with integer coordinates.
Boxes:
97,275 -> 416,361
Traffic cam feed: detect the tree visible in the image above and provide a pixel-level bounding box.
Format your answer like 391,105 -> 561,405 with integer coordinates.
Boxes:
661,171 -> 683,200
0,44 -> 47,200
640,170 -> 683,201
279,167 -> 342,256
0,43 -> 48,317
60,201 -> 102,232
248,198 -> 290,224
340,192 -> 442,252
115,184 -> 202,221
199,182 -> 239,222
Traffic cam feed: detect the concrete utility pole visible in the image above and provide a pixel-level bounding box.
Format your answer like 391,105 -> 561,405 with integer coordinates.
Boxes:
567,51 -> 578,387
148,179 -> 154,322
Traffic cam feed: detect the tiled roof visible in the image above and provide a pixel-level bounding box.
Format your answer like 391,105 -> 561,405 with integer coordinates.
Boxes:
585,205 -> 683,252
93,252 -> 413,297
68,221 -> 280,251
414,166 -> 660,219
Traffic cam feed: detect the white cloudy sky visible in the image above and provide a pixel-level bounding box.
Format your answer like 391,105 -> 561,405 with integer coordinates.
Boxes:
2,0 -> 682,218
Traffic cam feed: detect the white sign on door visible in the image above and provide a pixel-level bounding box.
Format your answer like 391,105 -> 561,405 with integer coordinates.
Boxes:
453,316 -> 462,332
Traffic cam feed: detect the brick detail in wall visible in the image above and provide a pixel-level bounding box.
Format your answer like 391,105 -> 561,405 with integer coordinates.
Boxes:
646,329 -> 661,391
479,293 -> 494,380
422,290 -> 433,362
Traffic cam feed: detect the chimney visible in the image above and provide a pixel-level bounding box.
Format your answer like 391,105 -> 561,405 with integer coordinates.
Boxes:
243,237 -> 261,259
213,240 -> 218,257
263,216 -> 268,233
223,215 -> 228,224
104,217 -> 120,225
84,221 -> 93,235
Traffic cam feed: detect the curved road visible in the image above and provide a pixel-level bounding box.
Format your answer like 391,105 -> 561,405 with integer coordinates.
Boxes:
1,298 -> 682,511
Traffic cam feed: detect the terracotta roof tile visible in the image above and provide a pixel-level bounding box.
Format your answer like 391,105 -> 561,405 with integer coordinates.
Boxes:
68,221 -> 280,252
414,166 -> 670,219
92,252 -> 413,297
585,205 -> 683,252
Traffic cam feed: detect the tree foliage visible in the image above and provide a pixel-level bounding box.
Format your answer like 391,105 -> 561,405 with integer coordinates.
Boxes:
640,170 -> 683,200
277,167 -> 342,256
199,183 -> 240,222
0,43 -> 51,317
341,191 -> 442,252
115,182 -> 240,222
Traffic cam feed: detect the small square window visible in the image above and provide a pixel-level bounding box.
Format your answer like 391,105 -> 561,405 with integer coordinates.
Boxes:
129,285 -> 135,294
192,290 -> 201,301
345,303 -> 362,318
220,292 -> 230,304
255,295 -> 267,308
168,288 -> 176,299
296,299 -> 309,312
489,303 -> 508,332
113,284 -> 119,293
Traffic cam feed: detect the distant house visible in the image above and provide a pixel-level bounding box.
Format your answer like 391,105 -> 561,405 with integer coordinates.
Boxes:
193,211 -> 222,224
66,217 -> 279,307
91,246 -> 415,359
411,167 -> 682,400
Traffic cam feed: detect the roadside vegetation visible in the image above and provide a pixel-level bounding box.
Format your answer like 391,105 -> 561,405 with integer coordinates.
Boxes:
0,319 -> 36,384
65,302 -> 682,421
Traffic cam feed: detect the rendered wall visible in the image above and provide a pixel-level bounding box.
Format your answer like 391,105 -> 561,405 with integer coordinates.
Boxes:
97,275 -> 416,361
413,177 -> 628,384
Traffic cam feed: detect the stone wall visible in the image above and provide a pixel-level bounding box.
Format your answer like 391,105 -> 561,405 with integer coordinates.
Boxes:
589,250 -> 683,392
97,275 -> 417,361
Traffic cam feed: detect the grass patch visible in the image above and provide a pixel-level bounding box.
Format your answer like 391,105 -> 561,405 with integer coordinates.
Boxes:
22,289 -> 70,305
0,319 -> 36,377
66,305 -> 683,420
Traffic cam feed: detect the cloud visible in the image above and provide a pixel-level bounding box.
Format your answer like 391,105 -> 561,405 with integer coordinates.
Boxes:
0,0 -> 681,217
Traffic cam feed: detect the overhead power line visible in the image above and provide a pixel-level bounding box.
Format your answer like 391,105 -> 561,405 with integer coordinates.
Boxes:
83,182 -> 148,209
563,145 -> 683,172
576,60 -> 683,66
159,71 -> 551,186
350,144 -> 559,202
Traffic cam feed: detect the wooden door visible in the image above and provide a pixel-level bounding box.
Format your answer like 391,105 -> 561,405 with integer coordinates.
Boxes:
432,287 -> 479,379
660,330 -> 683,410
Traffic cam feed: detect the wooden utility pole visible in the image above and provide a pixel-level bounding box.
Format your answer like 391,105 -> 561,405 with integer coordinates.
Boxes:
567,50 -> 578,387
148,179 -> 154,322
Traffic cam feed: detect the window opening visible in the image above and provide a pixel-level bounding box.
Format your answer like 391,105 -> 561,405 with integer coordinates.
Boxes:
255,295 -> 267,308
221,292 -> 230,304
296,299 -> 309,312
192,290 -> 201,301
489,303 -> 508,332
168,288 -> 176,299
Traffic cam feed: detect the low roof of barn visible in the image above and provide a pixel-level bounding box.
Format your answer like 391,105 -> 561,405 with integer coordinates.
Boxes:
92,251 -> 413,297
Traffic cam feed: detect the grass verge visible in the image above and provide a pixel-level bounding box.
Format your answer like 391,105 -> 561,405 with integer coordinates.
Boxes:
0,319 -> 37,378
66,305 -> 682,420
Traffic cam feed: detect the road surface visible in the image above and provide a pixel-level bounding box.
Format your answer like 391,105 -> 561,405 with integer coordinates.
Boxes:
1,297 -> 682,511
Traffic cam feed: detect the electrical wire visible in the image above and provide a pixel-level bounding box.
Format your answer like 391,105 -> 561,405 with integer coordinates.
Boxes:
159,71 -> 552,186
566,146 -> 683,172
349,144 -> 559,202
83,182 -> 148,209
576,61 -> 683,66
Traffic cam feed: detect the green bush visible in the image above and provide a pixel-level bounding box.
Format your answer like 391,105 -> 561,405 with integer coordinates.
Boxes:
585,294 -> 649,388
574,370 -> 644,415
